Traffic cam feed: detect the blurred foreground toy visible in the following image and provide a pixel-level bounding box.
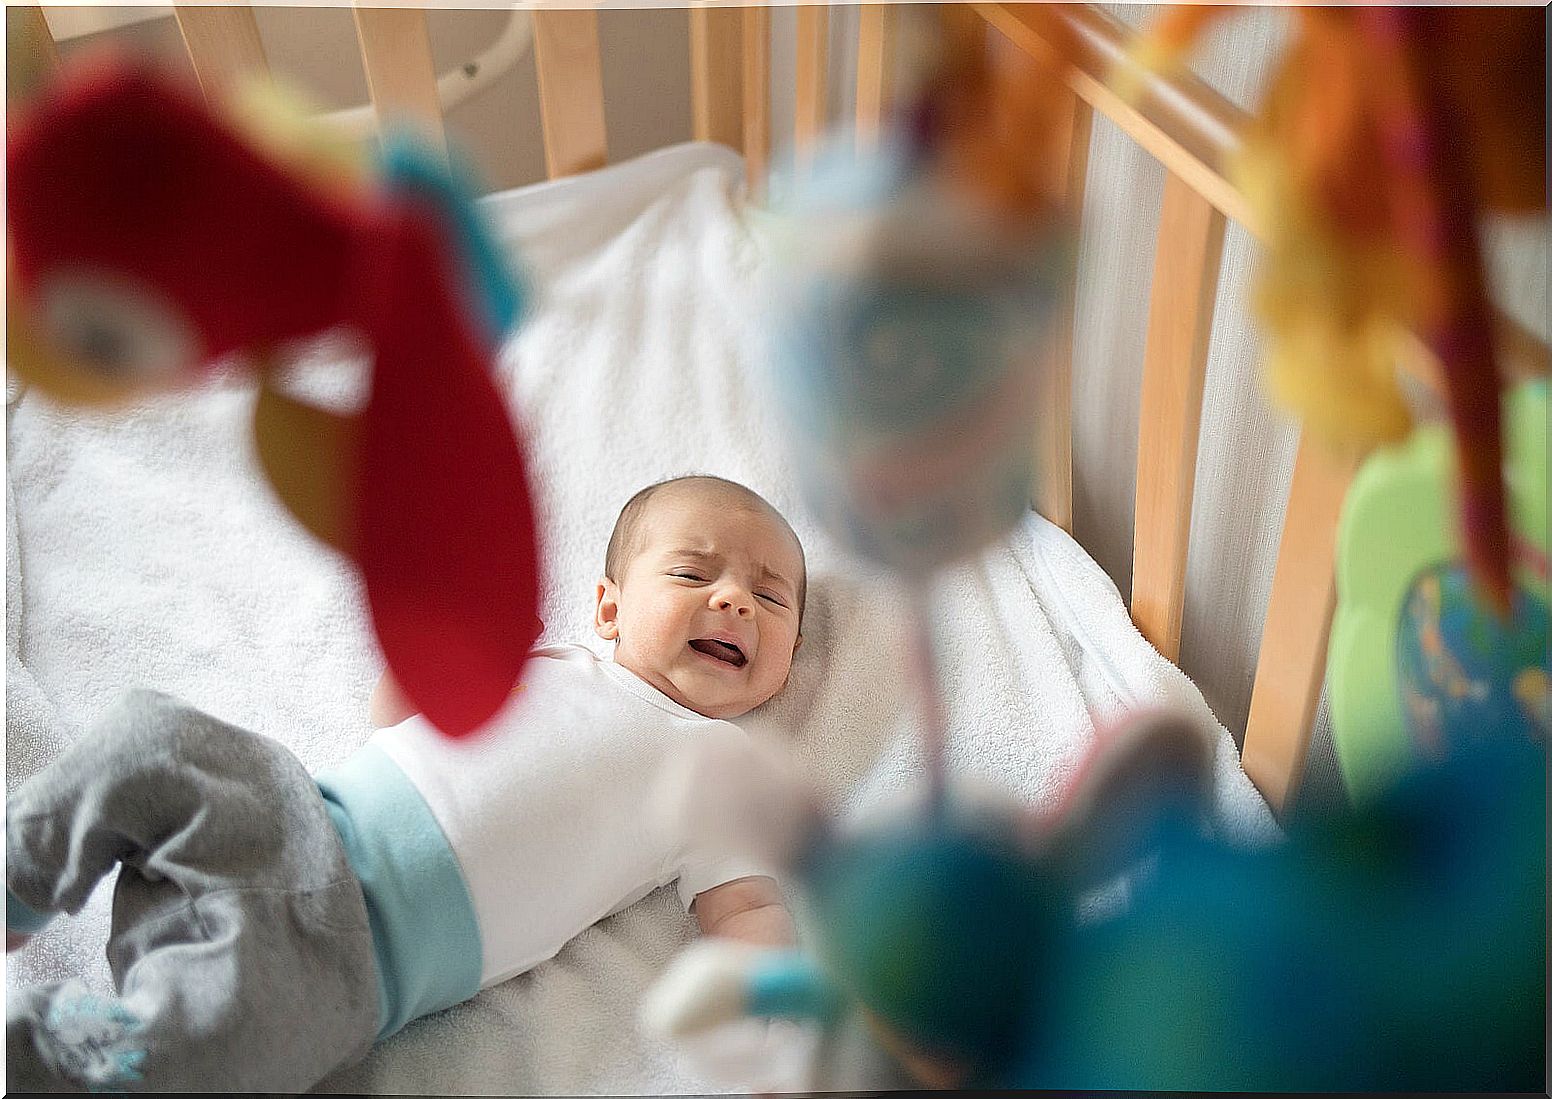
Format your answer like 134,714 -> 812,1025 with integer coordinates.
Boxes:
6,57 -> 541,736
1328,380 -> 1548,802
643,709 -> 1219,1089
646,708 -> 1544,1091
766,17 -> 1076,582
1018,724 -> 1544,1092
765,12 -> 1079,806
1128,6 -> 1545,610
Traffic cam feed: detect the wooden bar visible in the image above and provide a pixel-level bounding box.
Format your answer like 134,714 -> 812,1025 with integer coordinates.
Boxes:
1032,83 -> 1093,534
939,1 -> 984,57
690,5 -> 742,150
976,2 -> 1252,228
979,1 -> 1542,386
352,6 -> 446,150
794,6 -> 828,156
533,9 -> 608,179
743,5 -> 771,193
854,4 -> 896,149
174,4 -> 271,106
1241,438 -> 1360,815
6,6 -> 59,105
1131,173 -> 1226,662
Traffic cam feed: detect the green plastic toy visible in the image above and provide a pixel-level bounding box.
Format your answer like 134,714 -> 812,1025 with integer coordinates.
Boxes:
1328,380 -> 1548,802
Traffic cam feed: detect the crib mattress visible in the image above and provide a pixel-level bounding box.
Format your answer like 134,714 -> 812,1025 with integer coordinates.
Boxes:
5,141 -> 1274,1094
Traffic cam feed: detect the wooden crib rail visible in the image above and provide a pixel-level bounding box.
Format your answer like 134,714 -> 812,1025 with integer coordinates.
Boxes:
352,7 -> 446,152
173,5 -> 269,105
975,0 -> 1549,814
533,9 -> 607,179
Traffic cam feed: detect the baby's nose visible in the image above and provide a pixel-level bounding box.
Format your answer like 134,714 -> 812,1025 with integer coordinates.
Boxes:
713,592 -> 754,616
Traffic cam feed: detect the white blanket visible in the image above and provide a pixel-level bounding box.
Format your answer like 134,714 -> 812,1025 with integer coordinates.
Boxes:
5,142 -> 1275,1094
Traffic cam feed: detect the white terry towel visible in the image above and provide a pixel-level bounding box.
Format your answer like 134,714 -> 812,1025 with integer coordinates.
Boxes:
6,143 -> 1274,1095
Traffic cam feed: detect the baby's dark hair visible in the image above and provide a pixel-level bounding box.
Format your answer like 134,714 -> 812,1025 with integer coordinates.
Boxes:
604,475 -> 807,622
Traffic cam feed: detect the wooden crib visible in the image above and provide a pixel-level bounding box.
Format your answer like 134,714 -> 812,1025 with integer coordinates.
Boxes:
10,2 -> 1547,818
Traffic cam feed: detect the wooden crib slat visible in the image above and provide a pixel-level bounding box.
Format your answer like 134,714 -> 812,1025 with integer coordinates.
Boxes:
854,4 -> 896,149
940,1 -> 984,56
6,6 -> 59,104
690,6 -> 742,151
1131,172 -> 1226,662
533,9 -> 608,179
352,7 -> 446,151
743,5 -> 771,193
174,5 -> 271,106
1033,83 -> 1093,535
1242,437 -> 1360,815
794,6 -> 828,157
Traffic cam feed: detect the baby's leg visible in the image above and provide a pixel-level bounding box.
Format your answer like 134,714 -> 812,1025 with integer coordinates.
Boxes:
6,689 -> 380,1091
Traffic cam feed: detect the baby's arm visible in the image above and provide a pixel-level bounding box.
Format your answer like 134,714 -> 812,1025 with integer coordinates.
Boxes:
368,671 -> 418,728
693,876 -> 795,947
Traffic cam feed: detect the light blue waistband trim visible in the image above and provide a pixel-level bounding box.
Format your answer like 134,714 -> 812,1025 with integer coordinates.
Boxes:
317,744 -> 482,1040
6,888 -> 52,934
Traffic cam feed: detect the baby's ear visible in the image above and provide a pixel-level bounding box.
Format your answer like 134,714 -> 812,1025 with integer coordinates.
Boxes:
594,578 -> 621,640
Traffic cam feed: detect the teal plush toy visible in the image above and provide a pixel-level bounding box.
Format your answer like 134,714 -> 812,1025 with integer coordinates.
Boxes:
644,705 -> 1544,1092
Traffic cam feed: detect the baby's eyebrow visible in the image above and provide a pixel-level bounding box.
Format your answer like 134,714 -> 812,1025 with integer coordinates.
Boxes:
664,547 -> 719,562
758,566 -> 796,593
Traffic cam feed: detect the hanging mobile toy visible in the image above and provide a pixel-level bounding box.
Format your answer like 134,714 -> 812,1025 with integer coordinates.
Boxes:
766,10 -> 1079,800
1327,380 -> 1547,803
7,56 -> 541,737
1124,6 -> 1545,612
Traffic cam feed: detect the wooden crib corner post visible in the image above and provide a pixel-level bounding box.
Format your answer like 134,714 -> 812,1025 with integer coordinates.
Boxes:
173,4 -> 271,107
533,8 -> 608,180
1242,437 -> 1360,816
1130,172 -> 1226,663
352,5 -> 447,155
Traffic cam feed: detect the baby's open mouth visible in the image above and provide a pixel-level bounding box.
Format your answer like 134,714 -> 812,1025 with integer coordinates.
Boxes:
689,638 -> 747,668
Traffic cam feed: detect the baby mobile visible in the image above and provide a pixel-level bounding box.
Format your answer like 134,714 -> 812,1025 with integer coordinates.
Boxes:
5,55 -> 543,738
1125,6 -> 1548,789
765,5 -> 1079,808
644,4 -> 1545,1092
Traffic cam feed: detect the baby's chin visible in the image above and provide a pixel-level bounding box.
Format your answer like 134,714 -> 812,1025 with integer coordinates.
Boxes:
674,677 -> 776,721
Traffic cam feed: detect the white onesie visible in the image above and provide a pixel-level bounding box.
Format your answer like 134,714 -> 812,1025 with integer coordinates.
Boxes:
316,643 -> 770,1038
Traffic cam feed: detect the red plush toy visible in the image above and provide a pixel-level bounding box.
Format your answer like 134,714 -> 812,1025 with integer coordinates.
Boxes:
7,57 -> 541,737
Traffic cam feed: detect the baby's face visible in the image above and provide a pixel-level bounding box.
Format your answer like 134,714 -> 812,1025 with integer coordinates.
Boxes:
596,490 -> 804,719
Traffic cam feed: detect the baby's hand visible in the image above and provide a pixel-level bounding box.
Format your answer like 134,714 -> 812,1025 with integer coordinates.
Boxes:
693,875 -> 795,947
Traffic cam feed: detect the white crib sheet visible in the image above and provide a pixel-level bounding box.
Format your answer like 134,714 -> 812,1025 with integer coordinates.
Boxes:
5,141 -> 1275,1094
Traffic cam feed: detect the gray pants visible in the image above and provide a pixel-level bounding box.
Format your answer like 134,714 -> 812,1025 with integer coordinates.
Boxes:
6,690 -> 380,1092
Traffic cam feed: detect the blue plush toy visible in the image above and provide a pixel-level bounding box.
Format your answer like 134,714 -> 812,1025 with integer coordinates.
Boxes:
644,708 -> 1544,1092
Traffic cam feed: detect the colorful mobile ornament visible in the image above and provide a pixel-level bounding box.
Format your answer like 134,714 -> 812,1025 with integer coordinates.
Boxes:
1327,380 -> 1547,803
765,12 -> 1079,800
6,57 -> 542,737
1127,6 -> 1545,612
